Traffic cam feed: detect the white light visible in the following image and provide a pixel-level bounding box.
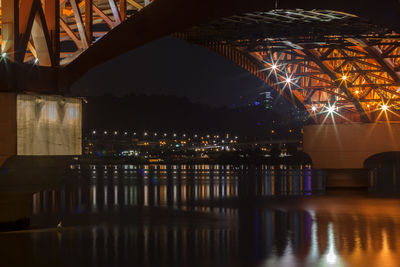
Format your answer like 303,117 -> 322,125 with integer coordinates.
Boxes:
92,130 -> 96,134
34,58 -> 39,64
327,106 -> 335,113
311,106 -> 317,111
342,75 -> 347,81
271,64 -> 277,70
382,104 -> 388,111
124,132 -> 127,135
144,132 -> 148,136
104,131 -> 107,134
164,133 -> 167,136
114,131 -> 118,135
154,133 -> 157,136
1,52 -> 6,58
285,77 -> 292,83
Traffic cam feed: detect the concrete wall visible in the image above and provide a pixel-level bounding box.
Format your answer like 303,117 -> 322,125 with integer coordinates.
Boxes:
303,123 -> 400,169
0,93 -> 17,166
16,94 -> 82,155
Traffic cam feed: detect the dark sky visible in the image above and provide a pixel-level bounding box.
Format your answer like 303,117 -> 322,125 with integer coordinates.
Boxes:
71,37 -> 267,107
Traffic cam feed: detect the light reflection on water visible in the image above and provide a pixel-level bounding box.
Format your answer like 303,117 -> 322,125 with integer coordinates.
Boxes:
2,165 -> 400,266
32,164 -> 319,215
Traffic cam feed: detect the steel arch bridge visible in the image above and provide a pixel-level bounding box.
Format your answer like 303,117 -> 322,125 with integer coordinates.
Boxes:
1,0 -> 400,124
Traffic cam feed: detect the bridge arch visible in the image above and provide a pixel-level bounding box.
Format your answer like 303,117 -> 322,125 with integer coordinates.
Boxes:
62,0 -> 400,124
2,0 -> 400,124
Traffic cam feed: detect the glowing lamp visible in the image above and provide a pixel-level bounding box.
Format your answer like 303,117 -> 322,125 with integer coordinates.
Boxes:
327,106 -> 335,113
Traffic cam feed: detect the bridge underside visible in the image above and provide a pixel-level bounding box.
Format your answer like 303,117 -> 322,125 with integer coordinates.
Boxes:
182,10 -> 400,124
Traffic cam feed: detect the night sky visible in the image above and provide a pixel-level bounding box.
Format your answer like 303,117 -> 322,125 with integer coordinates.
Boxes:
71,36 -> 267,107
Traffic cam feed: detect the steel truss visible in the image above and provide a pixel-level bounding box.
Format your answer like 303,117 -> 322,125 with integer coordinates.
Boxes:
183,10 -> 400,123
2,4 -> 400,123
0,0 -> 151,66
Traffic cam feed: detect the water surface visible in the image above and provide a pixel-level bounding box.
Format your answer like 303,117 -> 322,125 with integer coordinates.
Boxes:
1,164 -> 399,267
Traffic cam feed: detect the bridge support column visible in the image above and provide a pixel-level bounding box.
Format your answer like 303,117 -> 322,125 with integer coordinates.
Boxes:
303,123 -> 400,188
0,92 -> 82,228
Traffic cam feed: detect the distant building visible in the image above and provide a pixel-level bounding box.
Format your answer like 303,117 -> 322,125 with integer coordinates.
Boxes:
258,91 -> 274,110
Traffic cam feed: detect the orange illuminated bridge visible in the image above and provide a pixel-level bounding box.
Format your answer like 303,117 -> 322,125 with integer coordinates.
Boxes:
1,0 -> 400,124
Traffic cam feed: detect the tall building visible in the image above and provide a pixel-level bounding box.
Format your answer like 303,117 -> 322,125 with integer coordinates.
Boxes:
258,91 -> 274,110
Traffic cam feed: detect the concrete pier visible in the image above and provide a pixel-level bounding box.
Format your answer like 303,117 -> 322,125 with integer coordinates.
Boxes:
0,93 -> 82,227
303,123 -> 400,188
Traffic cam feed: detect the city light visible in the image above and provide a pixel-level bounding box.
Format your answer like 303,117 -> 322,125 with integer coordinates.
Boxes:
164,133 -> 167,137
311,106 -> 317,111
1,52 -> 6,58
271,64 -> 277,70
342,75 -> 347,81
124,132 -> 127,135
144,132 -> 148,136
154,133 -> 157,136
104,131 -> 107,134
34,58 -> 39,64
92,130 -> 96,134
382,104 -> 388,111
114,131 -> 118,135
285,77 -> 292,84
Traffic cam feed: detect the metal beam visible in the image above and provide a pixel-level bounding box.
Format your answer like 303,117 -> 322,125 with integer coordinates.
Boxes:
302,48 -> 370,122
1,0 -> 19,60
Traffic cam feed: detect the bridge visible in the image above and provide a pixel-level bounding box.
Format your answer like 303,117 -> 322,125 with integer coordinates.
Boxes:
1,0 -> 400,180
